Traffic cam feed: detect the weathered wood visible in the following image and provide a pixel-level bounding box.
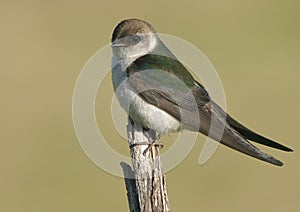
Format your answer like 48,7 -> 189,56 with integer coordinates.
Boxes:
120,162 -> 140,212
126,118 -> 170,212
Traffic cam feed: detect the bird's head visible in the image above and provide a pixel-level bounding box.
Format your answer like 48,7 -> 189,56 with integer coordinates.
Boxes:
111,19 -> 158,59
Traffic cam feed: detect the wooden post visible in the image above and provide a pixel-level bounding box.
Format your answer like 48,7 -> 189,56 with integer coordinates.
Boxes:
120,162 -> 140,212
123,118 -> 170,212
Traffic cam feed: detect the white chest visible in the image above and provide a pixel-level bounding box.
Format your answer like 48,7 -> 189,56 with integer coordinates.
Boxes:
111,58 -> 181,134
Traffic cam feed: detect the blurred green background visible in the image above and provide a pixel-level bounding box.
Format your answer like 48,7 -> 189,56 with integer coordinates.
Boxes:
1,0 -> 299,211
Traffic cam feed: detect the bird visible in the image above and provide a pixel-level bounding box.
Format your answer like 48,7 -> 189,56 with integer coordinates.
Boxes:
111,18 -> 292,166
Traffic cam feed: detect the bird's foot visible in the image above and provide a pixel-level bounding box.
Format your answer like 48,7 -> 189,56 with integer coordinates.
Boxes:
129,128 -> 163,155
142,140 -> 164,156
129,137 -> 164,148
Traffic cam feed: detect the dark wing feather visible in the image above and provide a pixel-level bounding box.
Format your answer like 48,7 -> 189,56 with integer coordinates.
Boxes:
227,114 -> 293,151
127,54 -> 211,131
127,54 -> 291,166
210,101 -> 293,152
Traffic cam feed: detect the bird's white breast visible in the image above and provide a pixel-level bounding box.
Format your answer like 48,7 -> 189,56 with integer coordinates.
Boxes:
112,57 -> 181,134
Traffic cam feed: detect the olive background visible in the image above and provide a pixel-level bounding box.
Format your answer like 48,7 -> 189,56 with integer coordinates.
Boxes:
1,0 -> 299,211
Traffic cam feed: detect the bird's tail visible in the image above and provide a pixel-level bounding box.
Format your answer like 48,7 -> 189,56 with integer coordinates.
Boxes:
208,101 -> 292,166
226,115 -> 293,152
219,127 -> 284,166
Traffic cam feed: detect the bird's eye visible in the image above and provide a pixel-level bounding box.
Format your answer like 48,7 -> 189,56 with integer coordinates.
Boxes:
131,35 -> 141,43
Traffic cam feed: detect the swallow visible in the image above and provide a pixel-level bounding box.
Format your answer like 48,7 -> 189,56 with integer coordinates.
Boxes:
111,18 -> 293,166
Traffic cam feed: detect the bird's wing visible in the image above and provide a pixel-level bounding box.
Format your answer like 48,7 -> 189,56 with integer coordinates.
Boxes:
127,54 -> 289,166
211,101 -> 293,152
127,54 -> 211,131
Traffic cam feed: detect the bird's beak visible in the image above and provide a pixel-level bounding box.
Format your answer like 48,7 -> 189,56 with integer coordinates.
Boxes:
111,41 -> 127,47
